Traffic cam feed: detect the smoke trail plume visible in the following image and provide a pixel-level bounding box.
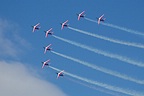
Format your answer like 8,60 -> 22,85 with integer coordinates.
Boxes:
65,77 -> 123,96
85,17 -> 144,36
52,35 -> 144,68
68,26 -> 144,49
49,66 -> 144,96
52,50 -> 144,84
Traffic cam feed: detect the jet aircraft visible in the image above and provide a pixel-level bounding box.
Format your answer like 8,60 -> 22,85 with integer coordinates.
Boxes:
42,59 -> 50,68
32,23 -> 40,32
45,28 -> 53,37
97,14 -> 106,24
57,70 -> 64,79
61,20 -> 69,30
77,11 -> 85,20
44,44 -> 52,54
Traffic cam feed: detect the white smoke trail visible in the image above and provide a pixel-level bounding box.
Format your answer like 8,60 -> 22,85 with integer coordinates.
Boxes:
51,50 -> 144,85
84,17 -> 98,23
52,35 -> 144,68
65,77 -> 123,96
68,26 -> 144,49
49,66 -> 144,96
85,17 -> 144,36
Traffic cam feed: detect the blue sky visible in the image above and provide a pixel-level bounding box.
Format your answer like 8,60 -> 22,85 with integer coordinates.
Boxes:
0,0 -> 144,96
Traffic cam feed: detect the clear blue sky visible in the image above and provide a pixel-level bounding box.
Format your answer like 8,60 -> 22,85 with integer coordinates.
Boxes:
0,0 -> 144,96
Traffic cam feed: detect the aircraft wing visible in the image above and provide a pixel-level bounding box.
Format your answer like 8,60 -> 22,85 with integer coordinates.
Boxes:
47,44 -> 52,48
45,32 -> 48,37
32,27 -> 36,32
78,16 -> 81,21
99,14 -> 104,20
98,19 -> 100,24
48,28 -> 53,32
44,48 -> 47,54
59,70 -> 64,74
35,23 -> 40,27
80,11 -> 85,16
61,25 -> 64,30
42,62 -> 46,68
63,20 -> 68,24
61,23 -> 65,30
57,73 -> 61,79
57,74 -> 60,79
45,59 -> 50,63
42,65 -> 44,68
42,64 -> 45,68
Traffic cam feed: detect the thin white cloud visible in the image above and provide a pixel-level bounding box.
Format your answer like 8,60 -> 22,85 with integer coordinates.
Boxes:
0,61 -> 67,96
0,18 -> 31,58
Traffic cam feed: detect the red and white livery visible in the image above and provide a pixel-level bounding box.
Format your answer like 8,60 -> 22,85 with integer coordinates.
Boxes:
32,23 -> 40,32
45,28 -> 53,37
44,44 -> 52,54
61,20 -> 68,30
42,59 -> 50,68
97,14 -> 106,24
57,70 -> 64,79
77,11 -> 85,20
